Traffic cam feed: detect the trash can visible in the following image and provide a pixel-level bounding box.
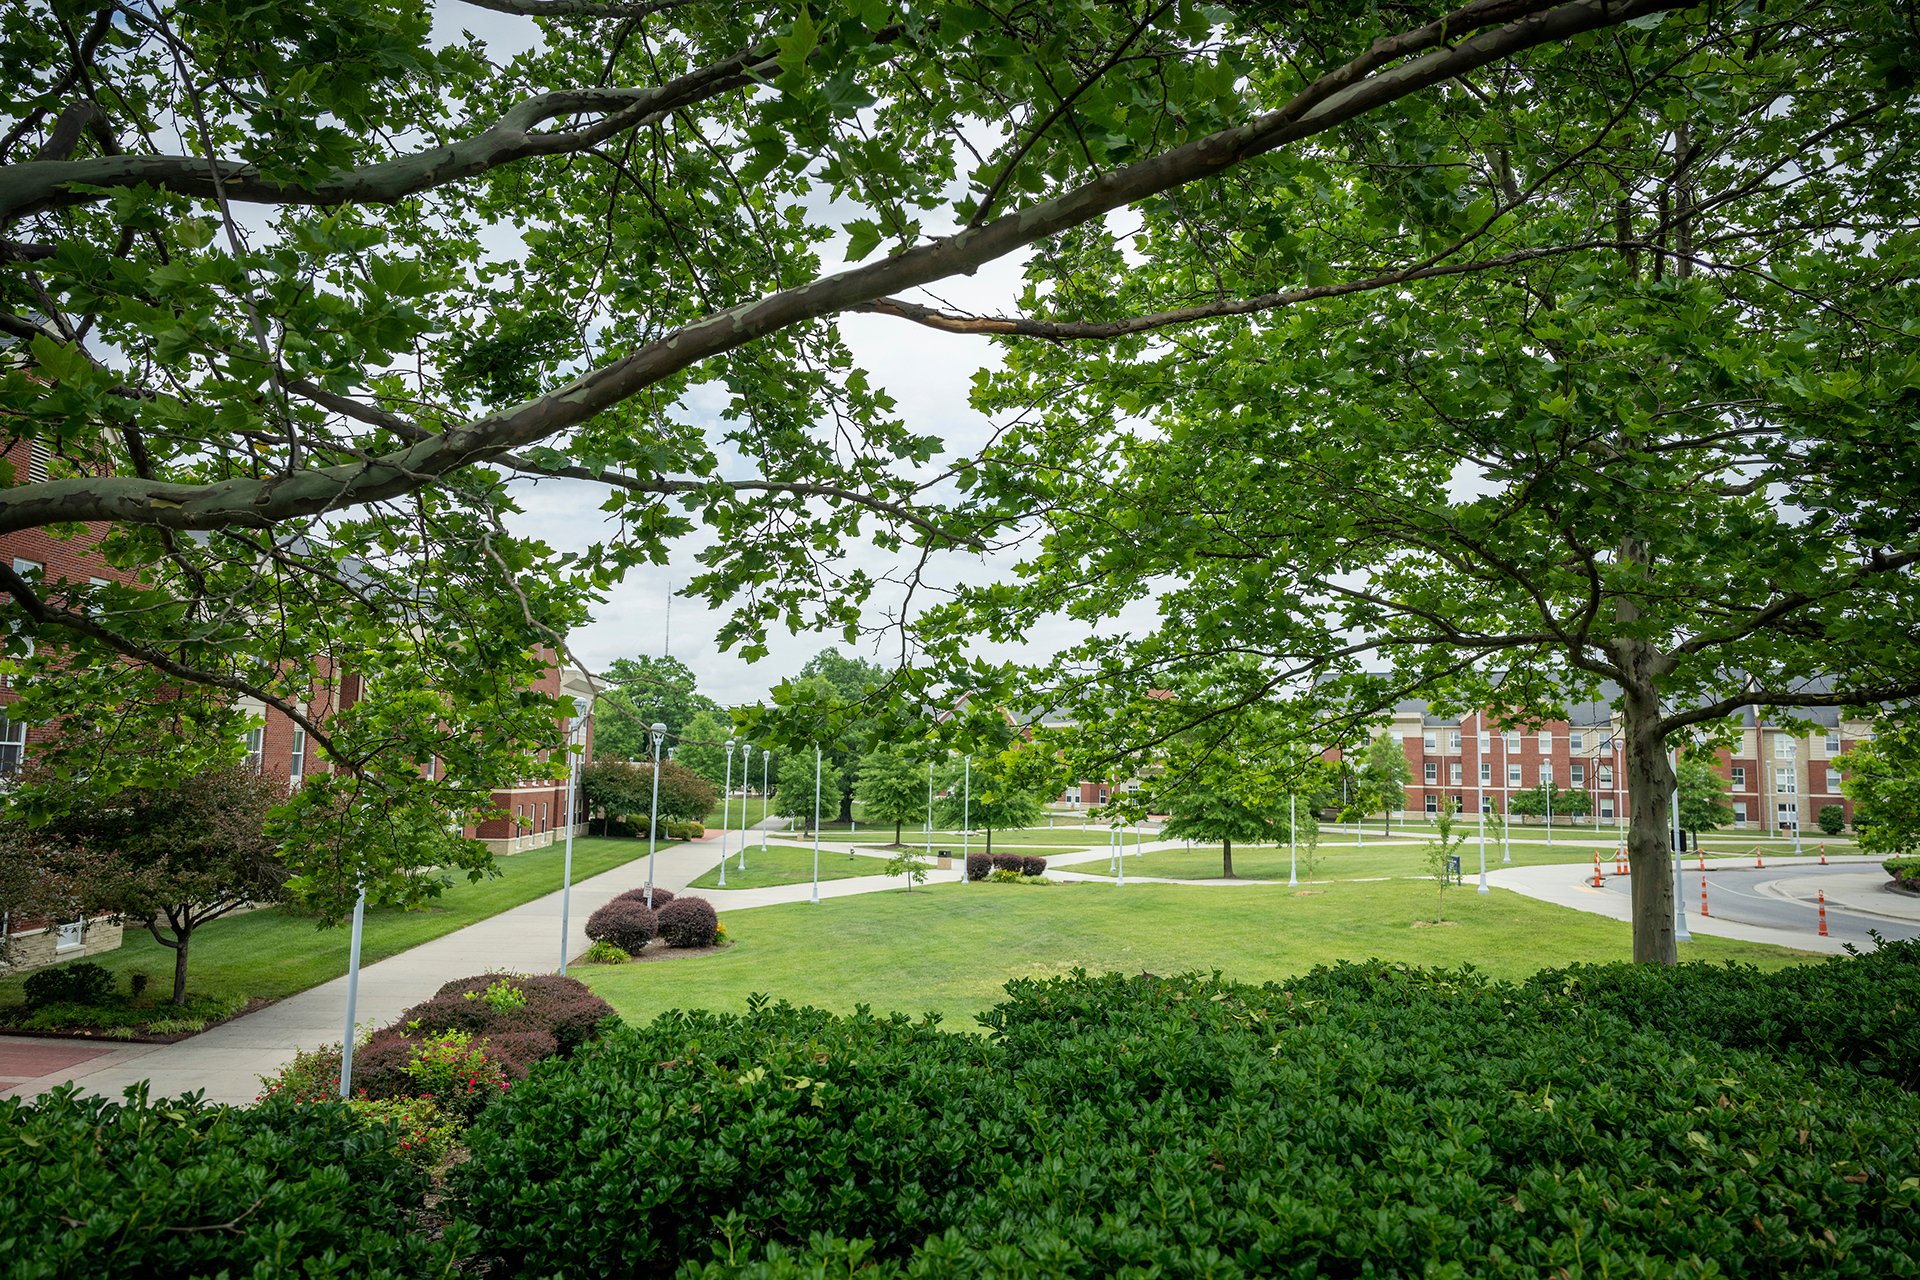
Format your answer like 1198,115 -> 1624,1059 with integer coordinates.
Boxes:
936,849 -> 952,869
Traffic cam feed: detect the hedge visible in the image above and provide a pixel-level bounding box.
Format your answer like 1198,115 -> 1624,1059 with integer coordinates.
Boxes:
656,896 -> 718,948
1,1084 -> 469,1277
1885,854 -> 1920,886
586,898 -> 657,953
454,942 -> 1920,1278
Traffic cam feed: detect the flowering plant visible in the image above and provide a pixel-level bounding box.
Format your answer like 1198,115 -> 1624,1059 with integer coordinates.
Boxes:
346,1095 -> 462,1169
402,1029 -> 509,1120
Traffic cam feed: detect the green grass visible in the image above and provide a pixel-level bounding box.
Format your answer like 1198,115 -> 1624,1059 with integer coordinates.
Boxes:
841,826 -> 1109,849
0,837 -> 651,1012
580,877 -> 1824,1031
701,797 -> 775,831
686,843 -> 889,891
1074,840 -> 1611,881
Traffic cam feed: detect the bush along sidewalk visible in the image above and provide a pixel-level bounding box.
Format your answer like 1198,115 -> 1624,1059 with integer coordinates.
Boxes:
453,940 -> 1920,1279
965,852 -> 1049,882
0,960 -> 251,1039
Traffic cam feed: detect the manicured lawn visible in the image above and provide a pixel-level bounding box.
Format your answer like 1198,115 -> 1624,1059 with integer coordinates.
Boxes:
580,877 -> 1825,1031
0,837 -> 652,1012
685,843 -> 888,890
700,796 -> 775,831
1074,839 -> 1610,881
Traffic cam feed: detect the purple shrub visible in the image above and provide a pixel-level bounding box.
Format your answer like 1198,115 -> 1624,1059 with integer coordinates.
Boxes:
966,853 -> 992,881
586,899 -> 658,953
656,896 -> 719,948
1020,856 -> 1048,877
479,1030 -> 560,1080
616,886 -> 674,910
408,973 -> 617,1056
991,854 -> 1024,875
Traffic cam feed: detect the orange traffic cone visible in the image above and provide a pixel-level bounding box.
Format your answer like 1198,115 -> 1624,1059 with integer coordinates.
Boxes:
1818,891 -> 1828,938
1701,873 -> 1709,918
1819,844 -> 1827,865
1591,851 -> 1604,888
1756,851 -> 1765,869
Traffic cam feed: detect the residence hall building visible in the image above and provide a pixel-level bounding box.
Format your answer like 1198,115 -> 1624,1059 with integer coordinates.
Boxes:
1319,687 -> 1868,834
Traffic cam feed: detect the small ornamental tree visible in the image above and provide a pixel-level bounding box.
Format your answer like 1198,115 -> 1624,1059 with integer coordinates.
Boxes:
1818,805 -> 1846,837
1422,799 -> 1470,923
1295,808 -> 1324,884
672,711 -> 733,791
1507,782 -> 1592,824
1160,784 -> 1286,880
1841,725 -> 1920,858
15,754 -> 291,1005
933,757 -> 1042,861
1677,754 -> 1736,839
883,848 -> 930,892
855,750 -> 927,846
1359,733 -> 1413,834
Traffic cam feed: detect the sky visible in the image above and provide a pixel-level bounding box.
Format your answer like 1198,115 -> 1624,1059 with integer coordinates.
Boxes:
432,2 -> 1163,707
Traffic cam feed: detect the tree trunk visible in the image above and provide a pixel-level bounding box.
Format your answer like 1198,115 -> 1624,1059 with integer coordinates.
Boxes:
986,828 -> 994,859
894,819 -> 903,845
171,929 -> 191,1005
1222,838 -> 1234,878
1620,667 -> 1679,965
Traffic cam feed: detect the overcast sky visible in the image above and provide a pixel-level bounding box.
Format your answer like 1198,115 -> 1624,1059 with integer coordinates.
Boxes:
432,2 -> 1162,706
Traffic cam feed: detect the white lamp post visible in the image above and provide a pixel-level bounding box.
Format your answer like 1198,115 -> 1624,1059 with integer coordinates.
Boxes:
961,755 -> 971,885
718,739 -> 735,887
558,698 -> 586,974
645,722 -> 666,908
810,744 -> 821,904
925,756 -> 934,868
337,883 -> 366,1097
1289,790 -> 1298,887
759,747 -> 769,861
737,742 -> 751,873
1672,747 -> 1692,942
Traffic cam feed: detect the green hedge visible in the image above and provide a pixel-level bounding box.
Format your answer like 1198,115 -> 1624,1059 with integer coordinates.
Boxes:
1,1085 -> 471,1278
454,945 -> 1920,1278
1885,854 -> 1920,886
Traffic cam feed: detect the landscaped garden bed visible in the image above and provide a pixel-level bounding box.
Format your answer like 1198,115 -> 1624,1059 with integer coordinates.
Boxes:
0,960 -> 263,1042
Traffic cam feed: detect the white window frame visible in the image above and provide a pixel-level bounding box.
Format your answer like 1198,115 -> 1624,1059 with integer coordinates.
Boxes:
1508,764 -> 1522,787
1826,769 -> 1842,793
1538,730 -> 1552,752
1731,765 -> 1745,789
1826,732 -> 1841,754
0,715 -> 25,772
1504,731 -> 1521,752
1479,762 -> 1491,784
1775,766 -> 1796,794
1449,763 -> 1462,785
1424,794 -> 1438,813
289,728 -> 306,780
1424,762 -> 1437,784
1539,764 -> 1554,786
1598,765 -> 1613,787
1449,730 -> 1462,750
1423,731 -> 1437,750
1732,801 -> 1747,825
1774,736 -> 1796,759
244,727 -> 264,771
1570,732 -> 1584,751
1570,763 -> 1585,786
55,919 -> 83,953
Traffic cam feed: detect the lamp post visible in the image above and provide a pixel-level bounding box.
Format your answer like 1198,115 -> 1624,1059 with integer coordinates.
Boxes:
337,882 -> 366,1097
925,755 -> 934,869
1477,782 -> 1489,894
961,755 -> 971,885
645,722 -> 666,908
759,746 -> 770,861
558,700 -> 586,974
1500,729 -> 1512,864
811,745 -> 822,904
737,743 -> 751,874
718,740 -> 735,887
1288,789 -> 1298,887
1672,747 -> 1692,941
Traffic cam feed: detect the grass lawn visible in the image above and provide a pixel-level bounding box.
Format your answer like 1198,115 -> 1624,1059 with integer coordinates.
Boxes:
1075,839 -> 1612,881
841,826 -> 1106,849
701,796 -> 775,831
580,877 -> 1824,1031
0,837 -> 651,1012
685,843 -> 887,891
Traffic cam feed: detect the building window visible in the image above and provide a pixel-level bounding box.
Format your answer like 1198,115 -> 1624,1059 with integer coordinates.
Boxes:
1774,736 -> 1796,759
1424,794 -> 1438,813
1478,731 -> 1489,749
11,557 -> 43,581
1424,762 -> 1438,783
1538,730 -> 1551,751
1600,799 -> 1615,820
1775,766 -> 1796,794
1481,795 -> 1493,813
1449,730 -> 1461,750
1598,765 -> 1613,787
1826,732 -> 1841,753
1539,765 -> 1554,786
1570,763 -> 1585,786
55,919 -> 82,953
1392,731 -> 1405,744
289,728 -> 306,780
1731,766 -> 1745,789
1733,802 -> 1746,825
1777,801 -> 1797,826
1480,762 -> 1491,784
244,727 -> 263,771
539,802 -> 548,832
1504,732 -> 1521,752
1423,731 -> 1437,750
0,716 -> 24,772
1826,769 -> 1841,793
1508,764 -> 1522,787
1449,763 -> 1462,785
1570,732 -> 1584,751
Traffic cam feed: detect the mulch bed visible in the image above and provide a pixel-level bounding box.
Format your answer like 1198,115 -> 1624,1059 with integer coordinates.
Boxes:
0,995 -> 277,1044
574,940 -> 738,968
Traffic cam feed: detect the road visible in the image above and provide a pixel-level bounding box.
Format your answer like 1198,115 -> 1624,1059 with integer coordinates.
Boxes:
1596,860 -> 1920,949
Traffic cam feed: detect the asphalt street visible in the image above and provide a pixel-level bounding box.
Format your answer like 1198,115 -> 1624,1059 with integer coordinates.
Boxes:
1599,862 -> 1920,949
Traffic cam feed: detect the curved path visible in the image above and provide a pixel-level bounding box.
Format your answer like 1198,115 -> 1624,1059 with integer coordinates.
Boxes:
4,826 -> 1889,1103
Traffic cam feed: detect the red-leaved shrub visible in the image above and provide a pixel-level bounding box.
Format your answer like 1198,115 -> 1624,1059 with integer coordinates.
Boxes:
1020,856 -> 1047,877
655,896 -> 718,948
616,886 -> 674,910
586,899 -> 657,952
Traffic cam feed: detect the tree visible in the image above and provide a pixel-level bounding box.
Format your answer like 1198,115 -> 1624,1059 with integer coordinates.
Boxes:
1422,798 -> 1469,923
772,750 -> 847,836
1295,808 -> 1324,884
1160,784 -> 1287,880
673,710 -> 734,791
596,658 -> 721,764
933,755 -> 1042,861
0,0 -> 1743,918
15,756 -> 291,1005
1358,733 -> 1413,834
1817,805 -> 1846,838
920,5 -> 1920,966
581,760 -> 714,831
855,750 -> 927,847
1841,725 -> 1920,858
1676,755 -> 1735,839
882,848 -> 930,893
794,650 -> 889,824
1508,782 -> 1592,823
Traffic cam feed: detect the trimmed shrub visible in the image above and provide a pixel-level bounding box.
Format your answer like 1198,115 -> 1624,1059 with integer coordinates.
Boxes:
416,972 -> 616,1056
1817,803 -> 1846,836
656,896 -> 718,948
5,1085 -> 468,1275
989,853 -> 1025,875
479,1029 -> 560,1080
346,1095 -> 462,1171
586,899 -> 657,953
456,948 -> 1920,1280
616,886 -> 674,910
1884,854 -> 1920,886
966,853 -> 991,881
668,820 -> 705,839
346,1035 -> 421,1104
256,1043 -> 343,1104
1019,855 -> 1047,877
23,960 -> 115,1008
